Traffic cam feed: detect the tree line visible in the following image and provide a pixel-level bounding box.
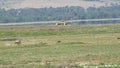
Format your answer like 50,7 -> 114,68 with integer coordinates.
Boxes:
0,5 -> 120,23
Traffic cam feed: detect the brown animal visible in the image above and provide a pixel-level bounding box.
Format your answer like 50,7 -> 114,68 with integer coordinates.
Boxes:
15,40 -> 21,45
117,37 -> 120,39
57,40 -> 61,43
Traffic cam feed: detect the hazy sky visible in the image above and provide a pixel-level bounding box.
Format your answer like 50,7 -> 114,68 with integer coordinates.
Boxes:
1,0 -> 119,9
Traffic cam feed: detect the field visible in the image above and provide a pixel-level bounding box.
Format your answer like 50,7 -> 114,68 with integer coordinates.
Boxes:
0,24 -> 120,68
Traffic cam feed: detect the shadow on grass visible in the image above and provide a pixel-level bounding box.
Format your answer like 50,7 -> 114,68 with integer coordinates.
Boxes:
58,41 -> 85,45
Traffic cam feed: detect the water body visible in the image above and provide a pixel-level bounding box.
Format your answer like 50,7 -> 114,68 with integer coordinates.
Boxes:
0,18 -> 120,26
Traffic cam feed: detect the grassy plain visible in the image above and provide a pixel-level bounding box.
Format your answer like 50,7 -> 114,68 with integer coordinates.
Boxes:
0,24 -> 120,68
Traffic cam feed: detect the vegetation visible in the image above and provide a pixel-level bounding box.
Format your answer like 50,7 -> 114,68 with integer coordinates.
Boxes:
83,0 -> 100,1
0,5 -> 120,23
0,24 -> 120,67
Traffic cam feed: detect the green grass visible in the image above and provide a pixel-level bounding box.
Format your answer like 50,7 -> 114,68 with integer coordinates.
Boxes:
0,24 -> 120,37
0,24 -> 120,67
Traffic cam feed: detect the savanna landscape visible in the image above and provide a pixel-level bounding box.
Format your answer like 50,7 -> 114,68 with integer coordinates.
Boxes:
0,0 -> 120,68
0,24 -> 120,68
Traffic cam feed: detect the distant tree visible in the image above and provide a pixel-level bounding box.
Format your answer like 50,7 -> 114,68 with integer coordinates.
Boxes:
0,5 -> 120,24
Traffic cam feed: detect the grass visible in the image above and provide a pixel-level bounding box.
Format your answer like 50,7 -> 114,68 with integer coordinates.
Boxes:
0,24 -> 120,37
0,24 -> 120,67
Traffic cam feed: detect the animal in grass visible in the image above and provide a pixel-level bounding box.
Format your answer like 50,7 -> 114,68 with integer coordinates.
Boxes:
117,37 -> 120,39
56,21 -> 68,26
15,40 -> 21,45
57,40 -> 61,43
